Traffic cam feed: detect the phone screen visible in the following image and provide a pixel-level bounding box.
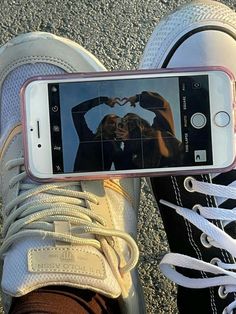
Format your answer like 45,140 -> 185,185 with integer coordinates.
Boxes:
48,75 -> 212,174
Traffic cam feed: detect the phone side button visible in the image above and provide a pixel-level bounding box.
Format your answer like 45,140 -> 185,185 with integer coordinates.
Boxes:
214,111 -> 230,127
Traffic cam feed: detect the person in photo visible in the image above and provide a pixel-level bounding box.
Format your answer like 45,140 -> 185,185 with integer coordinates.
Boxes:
115,91 -> 184,169
71,96 -> 123,171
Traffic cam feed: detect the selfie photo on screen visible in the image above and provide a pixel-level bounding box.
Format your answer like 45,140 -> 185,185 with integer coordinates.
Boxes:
54,75 -> 212,174
71,91 -> 183,172
57,77 -> 183,173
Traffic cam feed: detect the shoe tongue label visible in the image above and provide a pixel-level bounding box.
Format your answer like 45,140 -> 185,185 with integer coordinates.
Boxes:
28,247 -> 106,279
54,221 -> 72,246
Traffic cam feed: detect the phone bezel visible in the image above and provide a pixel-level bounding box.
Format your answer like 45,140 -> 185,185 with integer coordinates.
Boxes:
21,67 -> 236,181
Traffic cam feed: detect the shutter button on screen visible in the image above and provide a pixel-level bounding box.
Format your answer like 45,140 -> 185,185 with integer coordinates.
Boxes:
191,113 -> 207,129
214,111 -> 230,127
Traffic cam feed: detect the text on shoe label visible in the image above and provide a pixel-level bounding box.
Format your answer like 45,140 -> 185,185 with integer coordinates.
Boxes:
28,247 -> 106,278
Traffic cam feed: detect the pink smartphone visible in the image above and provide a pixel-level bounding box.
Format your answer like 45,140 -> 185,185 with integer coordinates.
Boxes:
21,67 -> 236,181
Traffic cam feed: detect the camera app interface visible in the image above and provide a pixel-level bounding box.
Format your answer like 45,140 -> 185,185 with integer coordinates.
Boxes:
48,75 -> 212,174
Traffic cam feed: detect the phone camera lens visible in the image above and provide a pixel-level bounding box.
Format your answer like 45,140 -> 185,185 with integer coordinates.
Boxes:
192,82 -> 201,89
30,128 -> 33,131
38,144 -> 42,148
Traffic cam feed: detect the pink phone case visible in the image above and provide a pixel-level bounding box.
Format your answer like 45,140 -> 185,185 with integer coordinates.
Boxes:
20,66 -> 236,182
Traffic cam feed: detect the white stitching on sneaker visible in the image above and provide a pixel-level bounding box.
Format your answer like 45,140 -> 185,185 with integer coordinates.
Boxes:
1,157 -> 139,281
159,176 -> 236,313
172,176 -> 217,313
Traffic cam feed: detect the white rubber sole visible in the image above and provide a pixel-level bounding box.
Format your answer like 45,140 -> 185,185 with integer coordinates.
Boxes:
140,0 -> 236,69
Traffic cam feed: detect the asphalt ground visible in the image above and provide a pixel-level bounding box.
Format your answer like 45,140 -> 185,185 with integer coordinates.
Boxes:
0,0 -> 235,313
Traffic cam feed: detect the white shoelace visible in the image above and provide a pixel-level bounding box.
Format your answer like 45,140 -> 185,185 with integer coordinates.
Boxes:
1,157 -> 139,289
159,176 -> 236,314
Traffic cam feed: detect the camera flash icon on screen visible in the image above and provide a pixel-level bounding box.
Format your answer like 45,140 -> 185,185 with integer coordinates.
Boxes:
194,150 -> 207,162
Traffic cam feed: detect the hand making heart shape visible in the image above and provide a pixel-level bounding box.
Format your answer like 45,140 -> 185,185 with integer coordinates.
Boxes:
113,96 -> 137,107
105,96 -> 138,107
114,97 -> 128,106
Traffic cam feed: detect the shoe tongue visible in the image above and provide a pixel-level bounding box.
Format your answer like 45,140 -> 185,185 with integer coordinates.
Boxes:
2,238 -> 121,298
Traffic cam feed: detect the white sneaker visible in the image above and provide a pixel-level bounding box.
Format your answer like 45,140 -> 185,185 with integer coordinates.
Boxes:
140,1 -> 236,314
0,32 -> 145,314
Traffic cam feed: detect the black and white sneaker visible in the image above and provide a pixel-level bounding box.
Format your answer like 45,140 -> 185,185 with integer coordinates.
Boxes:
140,1 -> 236,313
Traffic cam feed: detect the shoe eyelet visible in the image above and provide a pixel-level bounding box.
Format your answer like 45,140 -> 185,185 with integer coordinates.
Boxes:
192,204 -> 202,213
210,257 -> 221,266
184,177 -> 195,192
200,233 -> 212,248
218,285 -> 228,299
